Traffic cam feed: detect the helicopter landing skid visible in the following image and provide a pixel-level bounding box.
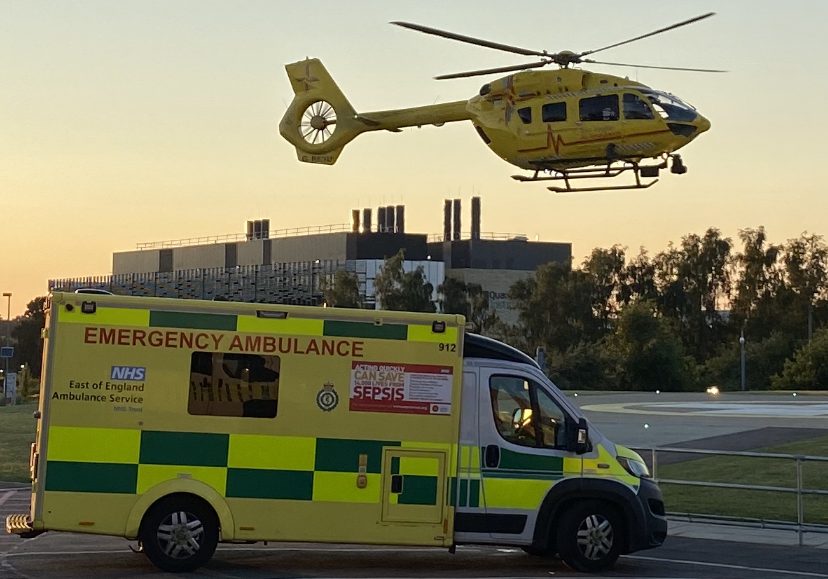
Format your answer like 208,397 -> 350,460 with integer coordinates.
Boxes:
512,160 -> 669,193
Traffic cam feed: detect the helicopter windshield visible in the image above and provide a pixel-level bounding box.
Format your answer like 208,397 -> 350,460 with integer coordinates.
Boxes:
640,90 -> 697,122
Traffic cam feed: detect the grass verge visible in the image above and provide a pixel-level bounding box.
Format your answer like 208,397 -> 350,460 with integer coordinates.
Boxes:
658,435 -> 828,525
0,403 -> 37,483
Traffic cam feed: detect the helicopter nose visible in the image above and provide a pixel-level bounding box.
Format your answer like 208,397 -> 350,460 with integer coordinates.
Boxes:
696,114 -> 711,134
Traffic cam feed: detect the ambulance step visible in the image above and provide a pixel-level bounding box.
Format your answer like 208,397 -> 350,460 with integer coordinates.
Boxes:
5,514 -> 41,538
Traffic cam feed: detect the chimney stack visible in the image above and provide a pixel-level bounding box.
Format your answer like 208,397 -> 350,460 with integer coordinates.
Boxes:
362,208 -> 372,234
452,199 -> 461,241
351,210 -> 360,233
377,206 -> 387,233
443,200 -> 452,242
471,196 -> 481,240
386,205 -> 395,233
395,205 -> 405,234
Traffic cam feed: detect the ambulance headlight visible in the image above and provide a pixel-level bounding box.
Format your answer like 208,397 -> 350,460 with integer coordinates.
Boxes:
617,456 -> 651,479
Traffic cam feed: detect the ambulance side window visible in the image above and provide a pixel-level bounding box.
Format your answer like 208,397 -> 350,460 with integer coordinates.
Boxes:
188,352 -> 279,418
489,375 -> 567,449
490,376 -> 536,447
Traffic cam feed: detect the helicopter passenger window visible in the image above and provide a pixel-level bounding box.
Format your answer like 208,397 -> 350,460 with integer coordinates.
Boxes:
623,93 -> 654,120
579,94 -> 619,121
542,102 -> 566,122
517,107 -> 532,124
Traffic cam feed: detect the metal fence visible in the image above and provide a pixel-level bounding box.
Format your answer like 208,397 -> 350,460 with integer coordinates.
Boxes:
636,446 -> 828,545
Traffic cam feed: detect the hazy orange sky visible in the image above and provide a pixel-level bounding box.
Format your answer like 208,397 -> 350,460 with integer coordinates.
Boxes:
2,1 -> 827,317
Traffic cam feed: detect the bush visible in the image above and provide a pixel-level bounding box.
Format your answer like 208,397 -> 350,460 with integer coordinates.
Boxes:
772,328 -> 828,390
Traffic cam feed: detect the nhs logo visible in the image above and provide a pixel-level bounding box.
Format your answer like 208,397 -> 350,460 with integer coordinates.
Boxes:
110,366 -> 146,381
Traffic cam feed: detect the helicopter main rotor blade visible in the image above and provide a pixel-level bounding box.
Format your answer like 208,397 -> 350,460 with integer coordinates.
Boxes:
579,12 -> 715,58
583,59 -> 727,73
391,21 -> 546,58
435,61 -> 548,80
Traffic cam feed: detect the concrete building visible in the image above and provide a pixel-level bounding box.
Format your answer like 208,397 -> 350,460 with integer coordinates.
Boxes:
50,199 -> 571,322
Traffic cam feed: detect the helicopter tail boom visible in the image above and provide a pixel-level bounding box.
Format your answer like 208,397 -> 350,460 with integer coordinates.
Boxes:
279,58 -> 473,165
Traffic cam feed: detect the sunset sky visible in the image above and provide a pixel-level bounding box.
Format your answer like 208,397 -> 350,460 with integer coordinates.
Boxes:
2,0 -> 827,317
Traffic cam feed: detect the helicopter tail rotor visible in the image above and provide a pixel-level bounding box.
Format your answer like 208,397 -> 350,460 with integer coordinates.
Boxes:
279,58 -> 365,165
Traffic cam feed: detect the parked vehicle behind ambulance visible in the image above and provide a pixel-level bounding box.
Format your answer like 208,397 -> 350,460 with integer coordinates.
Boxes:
7,292 -> 665,572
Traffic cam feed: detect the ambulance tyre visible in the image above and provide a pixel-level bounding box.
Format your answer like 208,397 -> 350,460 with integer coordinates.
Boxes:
140,494 -> 219,572
557,500 -> 622,572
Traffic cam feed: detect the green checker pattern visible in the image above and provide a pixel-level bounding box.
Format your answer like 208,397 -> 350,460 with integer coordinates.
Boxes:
44,431 -> 440,505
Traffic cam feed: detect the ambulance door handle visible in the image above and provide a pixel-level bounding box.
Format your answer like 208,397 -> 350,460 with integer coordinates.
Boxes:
390,474 -> 403,494
484,445 -> 500,468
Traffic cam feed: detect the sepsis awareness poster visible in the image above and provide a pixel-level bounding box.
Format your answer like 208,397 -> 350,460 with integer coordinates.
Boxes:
349,361 -> 453,415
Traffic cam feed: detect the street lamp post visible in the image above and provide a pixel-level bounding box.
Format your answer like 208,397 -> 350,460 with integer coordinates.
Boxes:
739,330 -> 746,392
2,292 -> 10,401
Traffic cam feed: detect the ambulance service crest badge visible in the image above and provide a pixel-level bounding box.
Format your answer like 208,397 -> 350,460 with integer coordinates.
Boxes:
316,382 -> 339,412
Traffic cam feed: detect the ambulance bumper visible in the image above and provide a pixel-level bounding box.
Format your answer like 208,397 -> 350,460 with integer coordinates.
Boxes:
5,514 -> 43,539
631,478 -> 668,551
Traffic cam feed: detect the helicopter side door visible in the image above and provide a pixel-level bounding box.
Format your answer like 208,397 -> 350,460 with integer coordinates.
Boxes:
514,99 -> 574,159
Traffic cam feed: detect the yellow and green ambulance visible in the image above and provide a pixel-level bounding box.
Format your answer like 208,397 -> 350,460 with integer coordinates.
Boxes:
6,292 -> 665,572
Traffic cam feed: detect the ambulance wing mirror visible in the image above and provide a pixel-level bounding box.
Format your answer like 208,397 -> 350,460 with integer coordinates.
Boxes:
566,417 -> 590,455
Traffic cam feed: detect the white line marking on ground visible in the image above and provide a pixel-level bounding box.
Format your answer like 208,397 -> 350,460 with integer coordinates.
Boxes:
0,492 -> 14,508
625,554 -> 828,577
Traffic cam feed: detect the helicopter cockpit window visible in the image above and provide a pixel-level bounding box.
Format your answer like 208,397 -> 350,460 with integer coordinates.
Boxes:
623,93 -> 654,120
579,94 -> 619,121
641,90 -> 697,122
517,107 -> 532,124
542,102 -> 566,122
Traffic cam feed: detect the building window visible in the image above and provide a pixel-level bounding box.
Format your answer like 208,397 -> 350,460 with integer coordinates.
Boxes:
579,94 -> 619,121
542,102 -> 567,122
189,352 -> 279,418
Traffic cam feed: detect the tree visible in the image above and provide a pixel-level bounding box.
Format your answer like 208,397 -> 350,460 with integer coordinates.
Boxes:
772,328 -> 828,390
783,233 -> 828,341
323,270 -> 362,308
611,300 -> 692,391
438,278 -> 498,333
374,250 -> 436,312
510,261 -> 599,355
11,297 -> 47,378
582,245 -> 626,332
654,228 -> 732,361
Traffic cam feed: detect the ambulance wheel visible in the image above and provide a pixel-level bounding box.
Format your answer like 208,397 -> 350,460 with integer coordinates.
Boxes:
140,495 -> 219,572
557,500 -> 622,572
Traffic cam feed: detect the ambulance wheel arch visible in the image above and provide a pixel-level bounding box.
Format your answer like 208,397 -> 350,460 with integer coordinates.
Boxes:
125,479 -> 235,542
531,478 -> 645,559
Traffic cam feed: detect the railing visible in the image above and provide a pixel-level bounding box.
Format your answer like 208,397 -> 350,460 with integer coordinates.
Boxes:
634,446 -> 828,546
136,224 -> 352,250
426,232 -> 530,242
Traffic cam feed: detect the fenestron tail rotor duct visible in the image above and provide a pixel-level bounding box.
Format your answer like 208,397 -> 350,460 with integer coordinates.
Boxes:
300,100 -> 337,144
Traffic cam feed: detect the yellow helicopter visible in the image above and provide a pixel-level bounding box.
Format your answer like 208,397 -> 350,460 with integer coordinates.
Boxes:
279,14 -> 722,192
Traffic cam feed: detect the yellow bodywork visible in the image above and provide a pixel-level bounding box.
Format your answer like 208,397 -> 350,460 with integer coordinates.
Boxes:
30,293 -> 466,546
279,59 -> 710,172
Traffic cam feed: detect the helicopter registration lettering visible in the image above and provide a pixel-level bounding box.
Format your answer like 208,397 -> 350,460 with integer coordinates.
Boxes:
302,154 -> 335,164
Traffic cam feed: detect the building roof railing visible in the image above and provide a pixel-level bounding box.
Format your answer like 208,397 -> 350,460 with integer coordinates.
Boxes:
136,224 -> 352,250
426,231 -> 530,243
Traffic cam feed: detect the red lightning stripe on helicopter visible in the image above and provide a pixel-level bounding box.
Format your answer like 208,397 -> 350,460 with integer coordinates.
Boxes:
518,125 -> 673,155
